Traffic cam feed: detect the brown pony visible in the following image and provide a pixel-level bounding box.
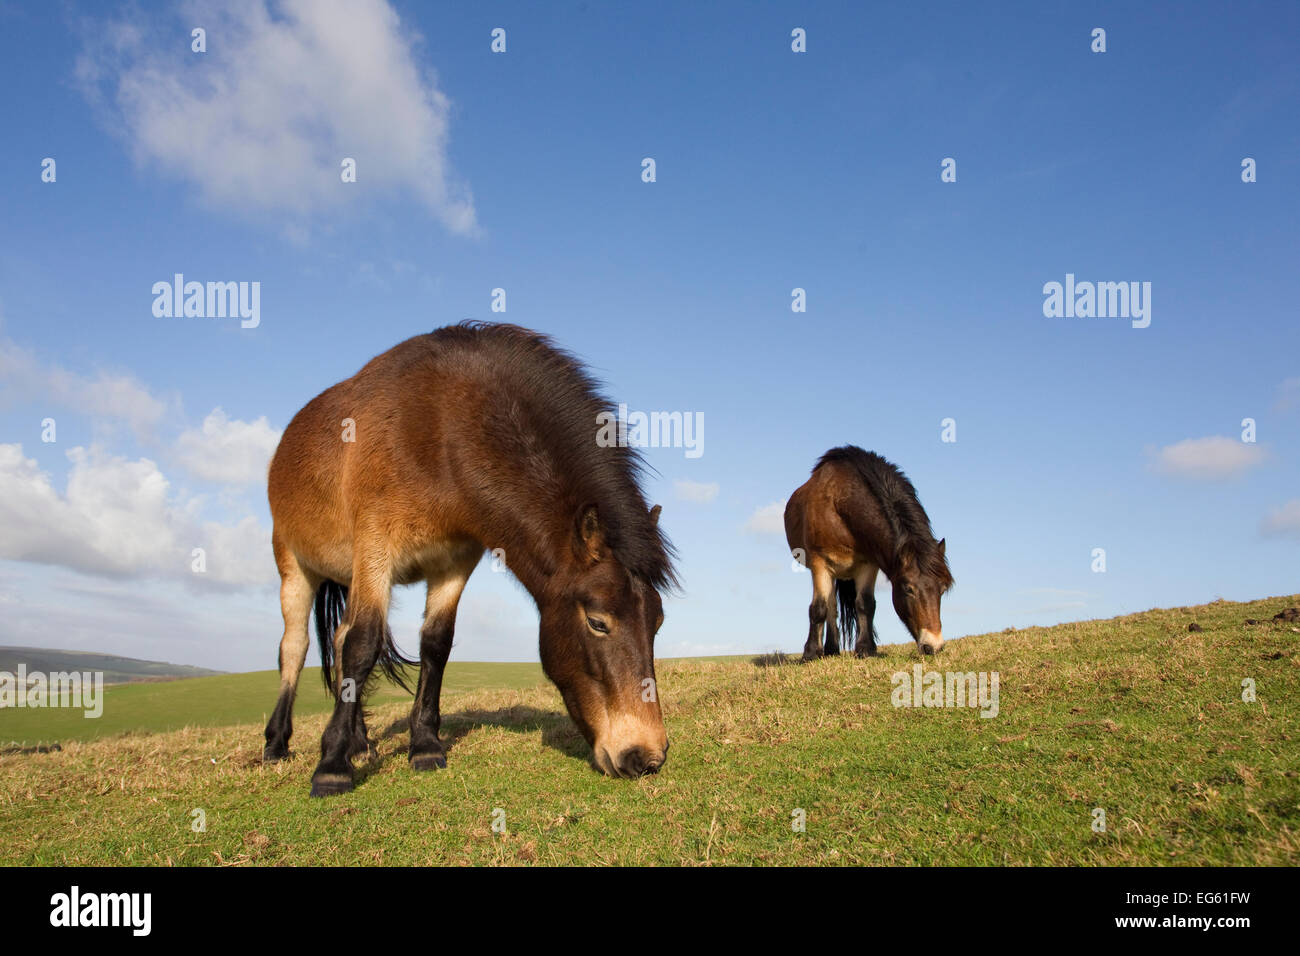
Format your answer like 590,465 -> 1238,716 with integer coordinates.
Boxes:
262,322 -> 677,796
785,446 -> 953,660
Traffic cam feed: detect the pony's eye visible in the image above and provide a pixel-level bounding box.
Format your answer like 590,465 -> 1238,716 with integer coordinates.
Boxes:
903,584 -> 916,596
586,616 -> 610,635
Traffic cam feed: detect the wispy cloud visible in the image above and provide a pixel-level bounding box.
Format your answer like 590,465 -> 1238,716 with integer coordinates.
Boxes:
1148,436 -> 1269,480
674,479 -> 719,504
0,338 -> 170,439
744,501 -> 785,534
1260,500 -> 1300,541
1,338 -> 275,488
76,0 -> 477,236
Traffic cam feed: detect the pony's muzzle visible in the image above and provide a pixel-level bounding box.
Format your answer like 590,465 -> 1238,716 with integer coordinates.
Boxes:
616,743 -> 667,778
919,630 -> 944,655
597,710 -> 668,778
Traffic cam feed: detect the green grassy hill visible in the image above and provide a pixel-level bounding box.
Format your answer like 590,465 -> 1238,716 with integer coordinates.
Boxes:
0,595 -> 1296,866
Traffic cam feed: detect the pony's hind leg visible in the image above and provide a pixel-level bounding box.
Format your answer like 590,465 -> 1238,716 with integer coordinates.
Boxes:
263,545 -> 318,763
852,565 -> 880,658
802,558 -> 835,661
310,558 -> 392,797
409,554 -> 476,771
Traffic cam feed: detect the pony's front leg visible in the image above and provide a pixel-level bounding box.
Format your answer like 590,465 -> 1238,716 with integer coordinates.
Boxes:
409,565 -> 472,771
802,599 -> 825,661
311,602 -> 387,797
408,621 -> 453,771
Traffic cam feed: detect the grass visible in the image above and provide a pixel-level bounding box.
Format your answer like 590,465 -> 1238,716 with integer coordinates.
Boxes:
0,595 -> 1296,865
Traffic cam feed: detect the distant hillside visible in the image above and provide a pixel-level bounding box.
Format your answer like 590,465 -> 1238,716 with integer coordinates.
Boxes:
0,647 -> 225,686
0,660 -> 545,746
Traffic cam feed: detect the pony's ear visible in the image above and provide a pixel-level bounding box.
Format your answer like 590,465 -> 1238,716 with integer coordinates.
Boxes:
937,538 -> 946,558
649,504 -> 662,526
575,505 -> 605,563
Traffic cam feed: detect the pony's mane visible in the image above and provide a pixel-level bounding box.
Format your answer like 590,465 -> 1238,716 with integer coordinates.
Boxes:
433,321 -> 679,593
816,445 -> 953,591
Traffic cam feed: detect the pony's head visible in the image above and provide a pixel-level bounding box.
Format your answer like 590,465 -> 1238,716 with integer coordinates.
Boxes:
539,503 -> 670,778
891,538 -> 953,655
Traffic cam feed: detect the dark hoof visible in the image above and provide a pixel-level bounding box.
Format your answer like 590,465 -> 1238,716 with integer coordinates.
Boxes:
410,750 -> 447,772
801,650 -> 822,663
310,772 -> 354,797
262,746 -> 289,764
854,646 -> 878,659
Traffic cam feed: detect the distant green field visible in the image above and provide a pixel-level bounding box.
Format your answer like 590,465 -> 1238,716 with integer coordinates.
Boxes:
0,663 -> 545,747
1,596 -> 1296,866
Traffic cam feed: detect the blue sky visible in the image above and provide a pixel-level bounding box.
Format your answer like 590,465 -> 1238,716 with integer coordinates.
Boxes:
0,0 -> 1296,671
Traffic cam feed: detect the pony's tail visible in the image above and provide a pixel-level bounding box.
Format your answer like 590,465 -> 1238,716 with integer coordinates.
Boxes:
835,578 -> 859,651
374,624 -> 418,696
314,581 -> 417,698
315,581 -> 349,696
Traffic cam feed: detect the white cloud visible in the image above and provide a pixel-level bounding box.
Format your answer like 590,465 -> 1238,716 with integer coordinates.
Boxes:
744,501 -> 786,535
175,408 -> 281,485
1149,436 -> 1269,480
2,339 -> 279,487
1260,500 -> 1300,540
0,338 -> 169,437
0,444 -> 273,589
674,479 -> 719,504
77,0 -> 476,234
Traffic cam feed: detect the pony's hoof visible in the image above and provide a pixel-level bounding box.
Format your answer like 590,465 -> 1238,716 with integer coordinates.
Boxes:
410,751 -> 447,772
262,744 -> 289,764
801,650 -> 822,663
854,647 -> 877,659
309,773 -> 354,797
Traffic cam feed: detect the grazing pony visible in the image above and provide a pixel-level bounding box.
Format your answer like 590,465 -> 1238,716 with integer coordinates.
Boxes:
262,322 -> 677,796
785,446 -> 953,660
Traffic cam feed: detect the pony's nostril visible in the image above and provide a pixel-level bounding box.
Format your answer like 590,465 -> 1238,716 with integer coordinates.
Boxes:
921,643 -> 936,655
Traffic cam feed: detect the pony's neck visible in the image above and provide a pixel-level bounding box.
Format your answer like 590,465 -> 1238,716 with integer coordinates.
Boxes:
483,521 -> 571,606
878,539 -> 919,583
